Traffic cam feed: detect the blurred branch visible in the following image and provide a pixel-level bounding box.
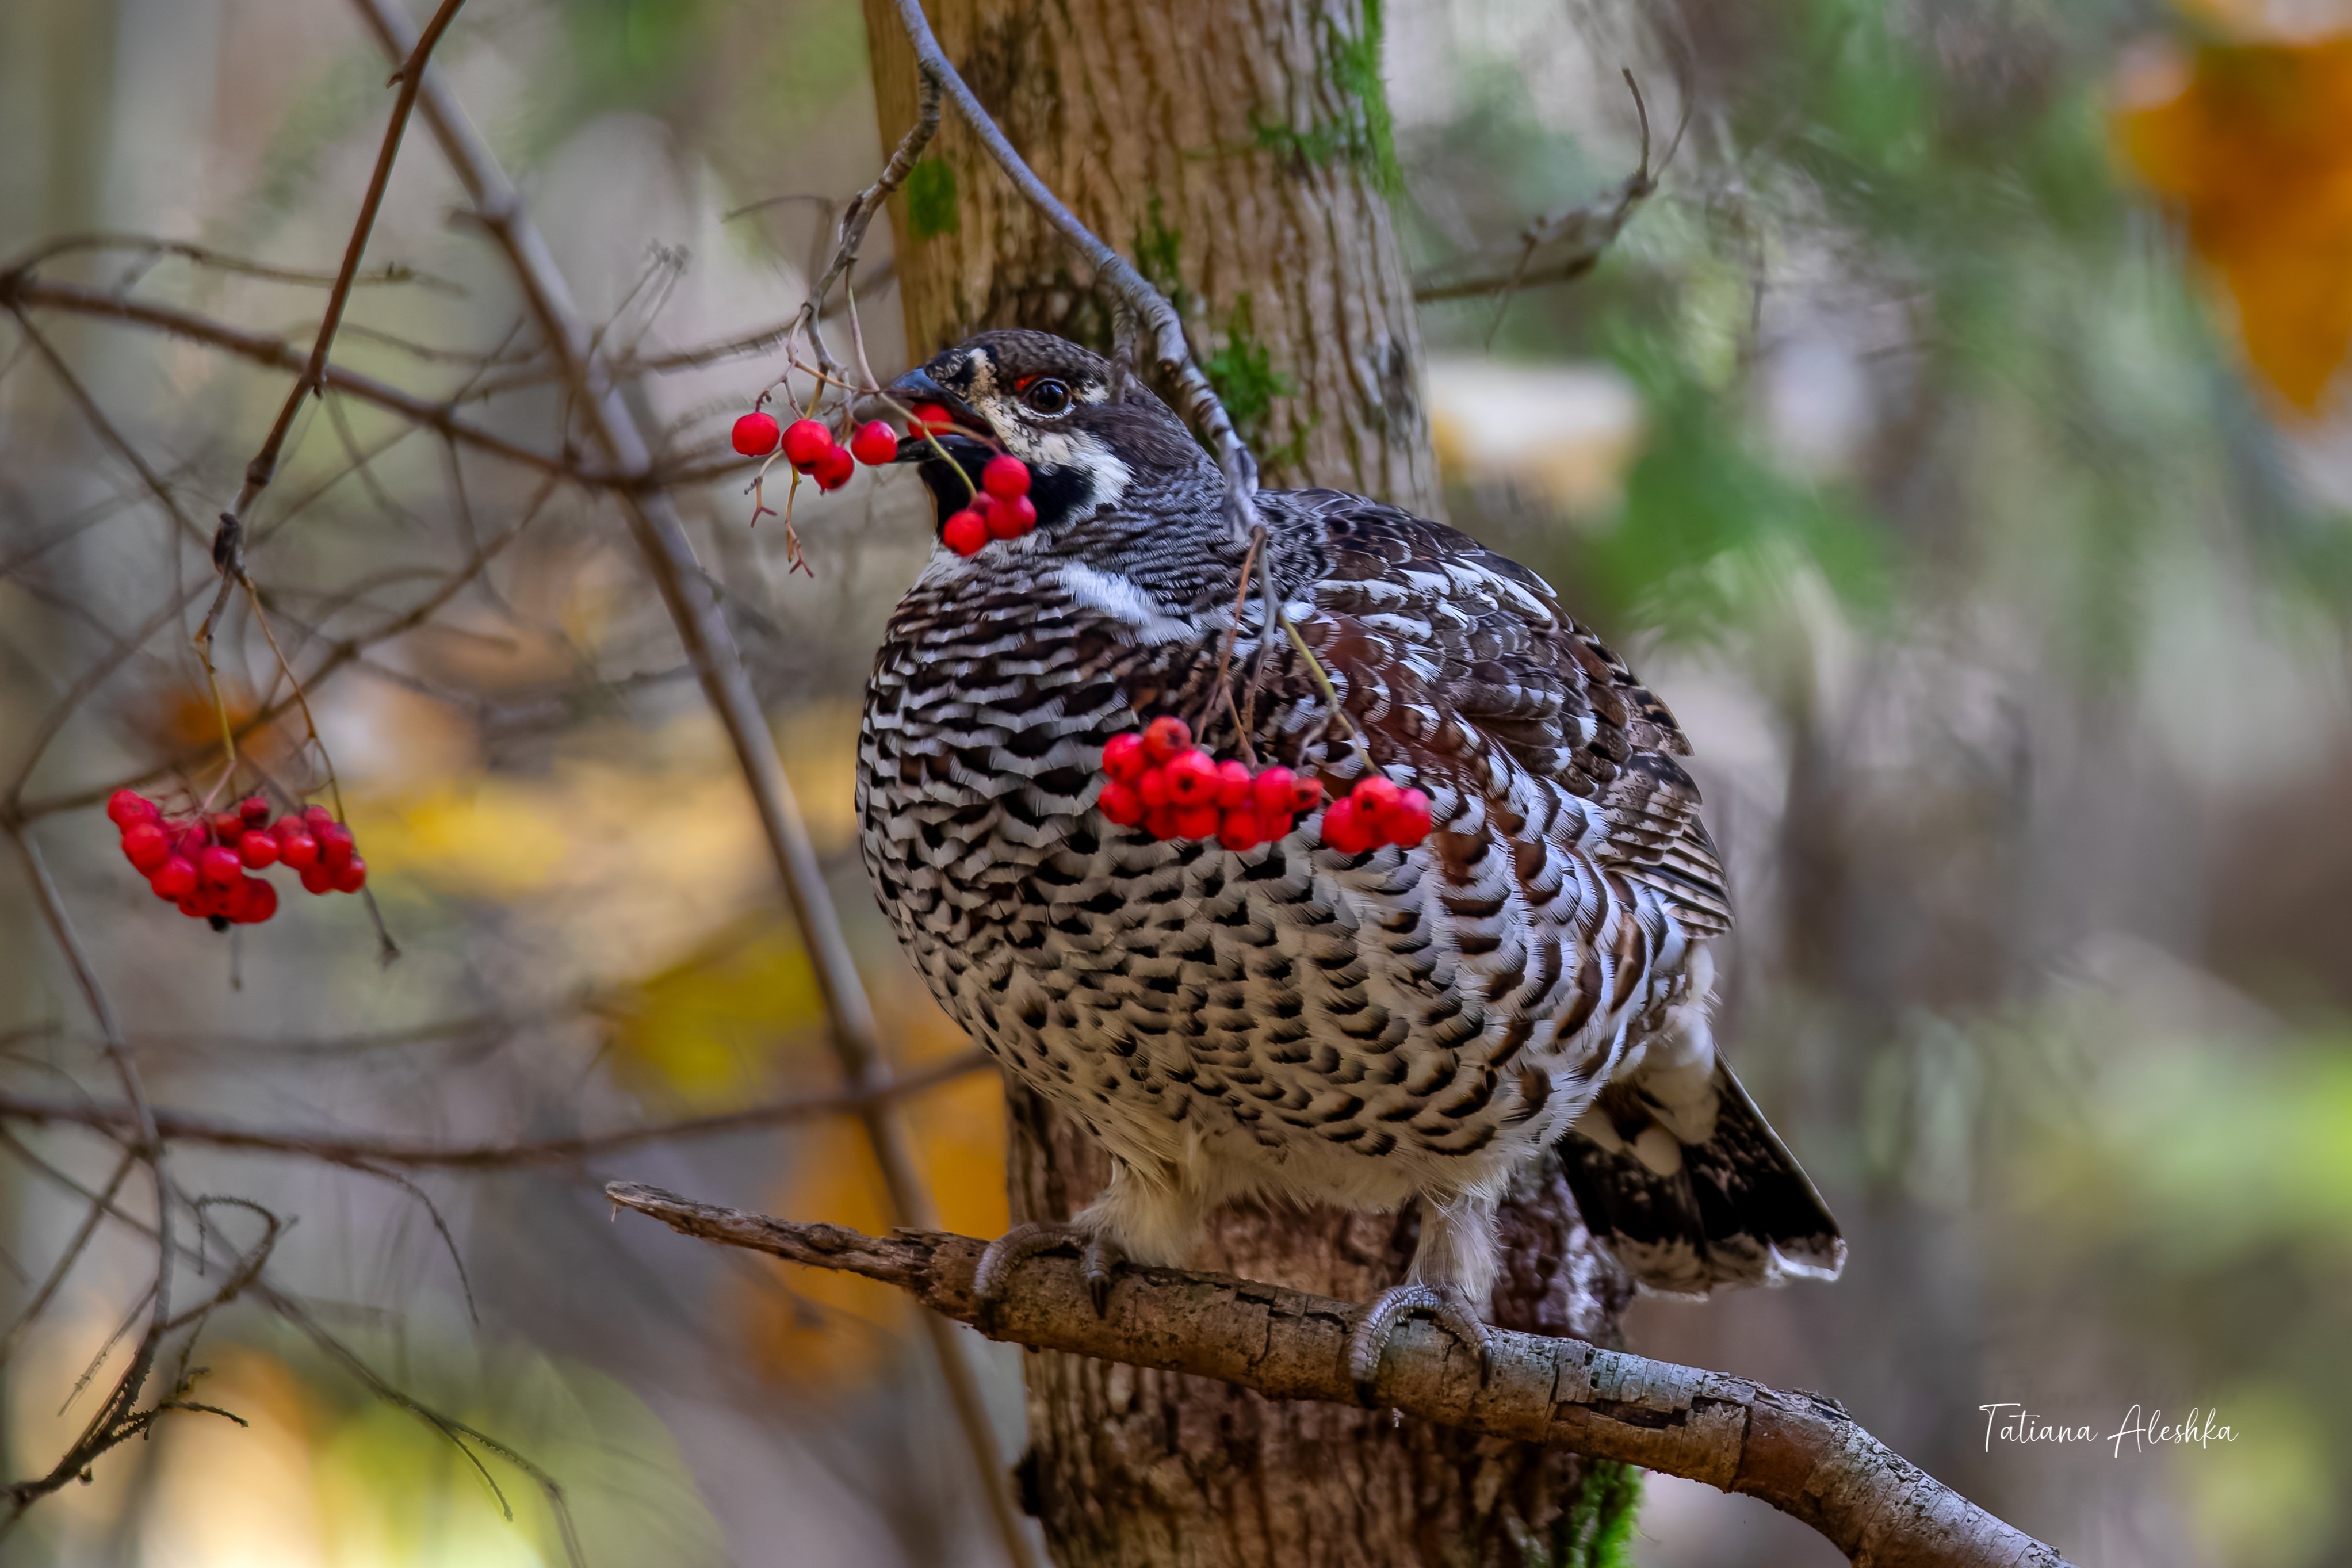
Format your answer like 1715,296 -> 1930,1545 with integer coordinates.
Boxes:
343,6 -> 1036,1563
0,277 -> 596,484
1411,70 -> 1681,326
210,0 -> 471,572
611,1184 -> 2080,1568
0,232 -> 464,296
2,833 -> 174,1532
0,1047 -> 992,1171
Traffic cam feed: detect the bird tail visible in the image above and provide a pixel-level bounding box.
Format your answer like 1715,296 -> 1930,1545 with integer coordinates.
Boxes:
1558,1060 -> 1844,1296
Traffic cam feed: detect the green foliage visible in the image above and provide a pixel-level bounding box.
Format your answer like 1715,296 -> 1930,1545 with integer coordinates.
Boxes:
906,158 -> 959,240
1251,0 -> 1402,194
1553,1460 -> 1643,1567
1202,293 -> 1309,473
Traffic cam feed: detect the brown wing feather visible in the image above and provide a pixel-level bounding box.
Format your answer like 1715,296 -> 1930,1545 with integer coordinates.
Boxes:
1272,493 -> 1731,935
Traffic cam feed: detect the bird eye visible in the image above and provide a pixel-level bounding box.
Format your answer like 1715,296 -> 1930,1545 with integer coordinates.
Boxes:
1022,378 -> 1073,416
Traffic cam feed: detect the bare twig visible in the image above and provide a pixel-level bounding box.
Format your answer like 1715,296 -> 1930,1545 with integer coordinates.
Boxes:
0,277 -> 596,484
3,833 -> 172,1529
0,1047 -> 992,1171
611,1186 -> 2077,1568
211,0 -> 473,555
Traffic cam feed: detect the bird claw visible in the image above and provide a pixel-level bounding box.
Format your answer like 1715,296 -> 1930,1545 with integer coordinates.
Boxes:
972,1222 -> 1126,1326
1345,1282 -> 1495,1405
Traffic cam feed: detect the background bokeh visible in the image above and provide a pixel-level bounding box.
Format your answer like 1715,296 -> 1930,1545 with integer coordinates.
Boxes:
4,0 -> 2349,1564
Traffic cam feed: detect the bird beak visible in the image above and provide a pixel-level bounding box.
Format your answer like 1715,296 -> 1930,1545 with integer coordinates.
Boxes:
871,368 -> 990,463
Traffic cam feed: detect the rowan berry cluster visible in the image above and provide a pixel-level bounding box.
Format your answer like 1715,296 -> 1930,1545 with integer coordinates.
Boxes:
1093,716 -> 1323,851
940,454 -> 1037,557
1318,773 -> 1435,854
729,410 -> 903,492
108,790 -> 366,928
732,399 -> 1035,559
1093,716 -> 1435,855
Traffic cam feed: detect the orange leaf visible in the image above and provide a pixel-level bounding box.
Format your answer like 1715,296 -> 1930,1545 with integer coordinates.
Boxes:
2117,35 -> 2352,412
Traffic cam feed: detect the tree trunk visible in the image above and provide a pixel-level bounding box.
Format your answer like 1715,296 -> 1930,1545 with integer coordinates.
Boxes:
861,5 -> 1637,1561
860,0 -> 1439,511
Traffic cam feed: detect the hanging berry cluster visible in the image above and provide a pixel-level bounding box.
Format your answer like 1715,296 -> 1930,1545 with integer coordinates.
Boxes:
108,790 -> 366,928
940,454 -> 1037,557
1097,717 -> 1322,851
732,396 -> 1035,561
1318,774 -> 1435,854
731,411 -> 902,492
1093,717 -> 1435,855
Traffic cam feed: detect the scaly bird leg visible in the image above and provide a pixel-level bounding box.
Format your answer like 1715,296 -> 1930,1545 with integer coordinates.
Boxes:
1345,1282 -> 1495,1405
972,1221 -> 1128,1323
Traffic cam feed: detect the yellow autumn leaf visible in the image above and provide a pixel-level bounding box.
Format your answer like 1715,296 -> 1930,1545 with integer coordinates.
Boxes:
2116,33 -> 2352,413
605,916 -> 828,1107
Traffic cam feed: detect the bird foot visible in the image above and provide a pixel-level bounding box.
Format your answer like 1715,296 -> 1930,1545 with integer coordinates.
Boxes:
972,1222 -> 1127,1325
1345,1282 -> 1495,1405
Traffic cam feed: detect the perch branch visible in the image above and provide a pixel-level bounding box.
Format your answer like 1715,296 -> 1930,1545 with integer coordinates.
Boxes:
609,1185 -> 2079,1568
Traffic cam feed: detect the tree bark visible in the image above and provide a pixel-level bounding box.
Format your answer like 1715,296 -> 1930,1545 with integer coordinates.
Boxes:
861,6 -> 1633,1562
860,0 -> 1440,511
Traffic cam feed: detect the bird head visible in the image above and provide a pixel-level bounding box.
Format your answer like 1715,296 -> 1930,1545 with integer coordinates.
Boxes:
879,330 -> 1218,538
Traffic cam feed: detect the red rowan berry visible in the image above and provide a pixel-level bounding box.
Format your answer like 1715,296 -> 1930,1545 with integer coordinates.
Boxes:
908,403 -> 953,434
198,845 -> 242,885
1381,787 -> 1433,847
277,827 -> 320,871
1101,732 -> 1147,783
107,789 -> 158,828
942,509 -> 988,557
239,832 -> 280,869
813,444 -> 856,490
732,411 -> 781,457
300,862 -> 336,896
121,820 -> 169,873
1289,775 -> 1325,814
1321,797 -> 1379,855
850,420 -> 900,465
1097,780 -> 1145,827
232,877 -> 279,924
151,856 -> 197,900
331,856 -> 368,894
782,419 -> 833,470
1352,776 -> 1400,819
1138,767 -> 1171,809
985,494 -> 1036,538
1217,808 -> 1264,851
316,823 -> 357,869
981,454 -> 1031,500
1142,716 -> 1192,765
304,805 -> 334,830
1214,759 -> 1255,809
1249,767 -> 1295,820
1164,749 -> 1219,805
1173,802 -> 1221,840
1144,802 -> 1179,841
211,811 -> 247,844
